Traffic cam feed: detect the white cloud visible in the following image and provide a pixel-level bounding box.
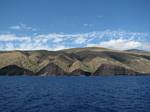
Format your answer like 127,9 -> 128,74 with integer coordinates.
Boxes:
0,34 -> 17,41
86,39 -> 149,50
49,45 -> 69,51
0,30 -> 149,51
141,43 -> 150,51
9,23 -> 38,31
99,39 -> 142,50
0,34 -> 30,41
18,42 -> 49,50
9,26 -> 21,30
86,43 -> 100,47
5,43 -> 16,50
74,36 -> 87,44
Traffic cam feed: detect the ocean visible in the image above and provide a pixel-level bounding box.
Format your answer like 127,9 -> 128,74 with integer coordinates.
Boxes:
0,76 -> 150,112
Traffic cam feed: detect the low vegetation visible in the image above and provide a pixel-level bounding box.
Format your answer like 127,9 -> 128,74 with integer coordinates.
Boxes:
0,47 -> 150,76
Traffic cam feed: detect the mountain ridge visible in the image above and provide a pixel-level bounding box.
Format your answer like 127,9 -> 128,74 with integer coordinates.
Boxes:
0,47 -> 150,76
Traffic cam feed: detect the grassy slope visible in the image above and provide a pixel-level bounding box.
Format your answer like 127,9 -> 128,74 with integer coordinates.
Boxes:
0,47 -> 150,75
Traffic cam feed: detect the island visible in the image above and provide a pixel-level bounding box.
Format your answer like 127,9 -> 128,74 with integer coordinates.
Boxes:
0,47 -> 150,76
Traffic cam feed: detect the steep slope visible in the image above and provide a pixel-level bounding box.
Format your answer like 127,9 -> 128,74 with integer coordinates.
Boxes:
93,64 -> 138,76
0,51 -> 27,68
85,57 -> 126,73
125,49 -> 150,55
69,60 -> 90,72
36,63 -> 66,76
70,69 -> 91,76
53,54 -> 74,72
0,65 -> 33,76
102,51 -> 150,74
0,47 -> 150,76
0,51 -> 42,72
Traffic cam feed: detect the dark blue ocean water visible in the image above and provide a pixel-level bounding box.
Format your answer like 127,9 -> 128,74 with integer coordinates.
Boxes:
0,76 -> 150,112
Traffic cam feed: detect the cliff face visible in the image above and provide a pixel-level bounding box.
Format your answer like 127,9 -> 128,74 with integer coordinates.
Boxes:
70,69 -> 91,76
93,64 -> 137,76
36,63 -> 66,76
0,47 -> 150,76
0,65 -> 33,76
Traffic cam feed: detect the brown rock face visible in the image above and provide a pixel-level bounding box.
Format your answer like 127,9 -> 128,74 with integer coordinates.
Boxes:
0,65 -> 33,76
70,69 -> 91,76
0,47 -> 150,76
94,64 -> 137,76
37,63 -> 66,76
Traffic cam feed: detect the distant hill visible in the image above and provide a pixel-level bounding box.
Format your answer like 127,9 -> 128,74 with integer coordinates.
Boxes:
0,47 -> 150,76
125,49 -> 150,55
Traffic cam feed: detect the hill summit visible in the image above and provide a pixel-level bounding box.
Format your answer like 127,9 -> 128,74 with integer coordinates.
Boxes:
0,47 -> 150,76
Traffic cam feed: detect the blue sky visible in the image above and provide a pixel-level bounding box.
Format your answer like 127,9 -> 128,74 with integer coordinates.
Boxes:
0,0 -> 150,51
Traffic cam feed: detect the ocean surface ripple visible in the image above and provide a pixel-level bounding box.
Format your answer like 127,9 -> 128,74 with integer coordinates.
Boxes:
0,76 -> 150,112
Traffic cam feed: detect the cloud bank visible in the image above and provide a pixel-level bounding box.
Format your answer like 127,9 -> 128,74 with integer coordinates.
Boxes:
0,30 -> 149,51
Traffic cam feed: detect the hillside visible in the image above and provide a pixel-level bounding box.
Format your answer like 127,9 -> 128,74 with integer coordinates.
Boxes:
0,47 -> 150,76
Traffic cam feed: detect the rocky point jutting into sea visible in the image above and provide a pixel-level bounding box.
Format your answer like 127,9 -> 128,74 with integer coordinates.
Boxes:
0,47 -> 150,76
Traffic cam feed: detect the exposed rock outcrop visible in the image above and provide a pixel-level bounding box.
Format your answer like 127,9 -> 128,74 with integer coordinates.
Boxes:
70,69 -> 91,76
0,65 -> 33,76
36,63 -> 66,76
0,47 -> 150,76
94,64 -> 138,76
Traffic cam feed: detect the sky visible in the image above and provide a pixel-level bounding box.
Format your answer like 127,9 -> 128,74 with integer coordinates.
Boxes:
0,0 -> 150,51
